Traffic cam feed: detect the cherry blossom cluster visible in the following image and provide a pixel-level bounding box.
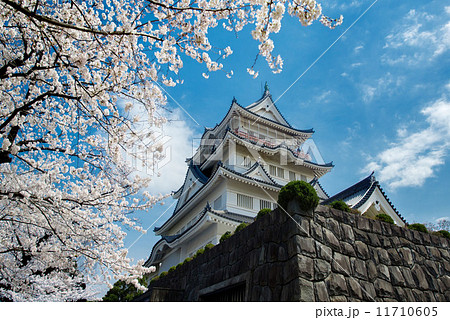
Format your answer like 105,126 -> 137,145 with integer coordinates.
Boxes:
0,0 -> 340,301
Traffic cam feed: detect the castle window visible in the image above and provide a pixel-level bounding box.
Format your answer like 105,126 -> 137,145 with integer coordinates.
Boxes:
214,195 -> 223,210
260,199 -> 271,210
237,193 -> 253,209
300,174 -> 307,182
243,156 -> 252,168
289,171 -> 296,181
276,167 -> 284,178
269,165 -> 277,176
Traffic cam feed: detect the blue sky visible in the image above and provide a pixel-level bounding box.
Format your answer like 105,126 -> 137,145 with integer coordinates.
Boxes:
125,0 -> 450,267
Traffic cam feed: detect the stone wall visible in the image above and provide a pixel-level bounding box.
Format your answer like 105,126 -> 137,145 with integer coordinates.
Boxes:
136,202 -> 450,301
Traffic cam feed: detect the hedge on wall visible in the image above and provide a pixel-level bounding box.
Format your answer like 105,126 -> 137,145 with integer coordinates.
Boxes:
277,180 -> 319,212
329,200 -> 350,213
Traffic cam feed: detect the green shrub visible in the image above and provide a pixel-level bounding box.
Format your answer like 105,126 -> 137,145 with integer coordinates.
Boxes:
434,230 -> 450,239
407,223 -> 428,233
257,208 -> 272,219
349,208 -> 361,215
183,257 -> 193,264
204,243 -> 215,250
277,180 -> 319,211
219,231 -> 232,243
329,200 -> 350,212
159,271 -> 168,278
193,248 -> 205,258
376,213 -> 394,224
168,266 -> 177,273
150,275 -> 160,283
234,222 -> 248,234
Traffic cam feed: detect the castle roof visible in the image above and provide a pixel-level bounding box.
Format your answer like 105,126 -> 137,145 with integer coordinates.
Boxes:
145,205 -> 253,266
155,162 -> 283,235
200,90 -> 314,144
322,172 -> 407,225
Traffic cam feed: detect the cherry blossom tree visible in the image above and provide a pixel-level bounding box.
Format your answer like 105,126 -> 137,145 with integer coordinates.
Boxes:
0,0 -> 341,301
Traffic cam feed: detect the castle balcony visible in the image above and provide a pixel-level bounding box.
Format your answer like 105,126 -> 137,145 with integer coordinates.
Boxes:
233,129 -> 311,162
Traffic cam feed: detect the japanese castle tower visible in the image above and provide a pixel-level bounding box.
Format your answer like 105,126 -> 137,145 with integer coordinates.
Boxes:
145,86 -> 406,274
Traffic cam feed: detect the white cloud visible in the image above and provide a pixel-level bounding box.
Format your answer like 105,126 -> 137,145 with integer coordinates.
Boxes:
146,111 -> 197,194
360,73 -> 402,103
383,8 -> 450,65
125,107 -> 198,195
364,99 -> 450,189
362,85 -> 376,103
316,90 -> 332,103
354,45 -> 364,54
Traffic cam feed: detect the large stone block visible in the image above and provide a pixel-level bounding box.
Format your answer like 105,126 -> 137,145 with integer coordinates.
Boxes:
341,224 -> 355,242
411,264 -> 429,290
316,242 -> 333,262
370,219 -> 382,234
315,281 -> 330,302
298,237 -> 317,257
341,242 -> 356,257
314,259 -> 331,281
366,260 -> 378,282
332,252 -> 352,276
326,273 -> 348,296
398,247 -> 414,267
292,216 -> 311,237
376,248 -> 391,265
297,255 -> 314,280
323,228 -> 341,251
355,241 -> 370,260
400,267 -> 416,288
353,229 -> 369,242
438,248 -> 450,261
280,278 -> 314,302
284,255 -> 314,283
327,218 -> 342,239
381,222 -> 393,236
347,277 -> 363,299
368,233 -> 381,247
352,258 -> 368,280
360,281 -> 377,301
388,266 -> 406,286
342,210 -> 356,226
423,260 -> 440,278
329,208 -> 344,222
287,235 -> 316,258
387,248 -> 402,266
427,246 -> 442,259
310,221 -> 324,241
377,264 -> 391,282
374,279 -> 395,298
356,215 -> 371,231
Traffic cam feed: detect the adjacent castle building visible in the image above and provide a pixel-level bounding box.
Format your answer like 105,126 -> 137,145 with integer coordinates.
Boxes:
145,86 -> 406,274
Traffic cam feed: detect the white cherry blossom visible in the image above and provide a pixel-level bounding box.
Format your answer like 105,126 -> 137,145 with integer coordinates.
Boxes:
0,0 -> 341,301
